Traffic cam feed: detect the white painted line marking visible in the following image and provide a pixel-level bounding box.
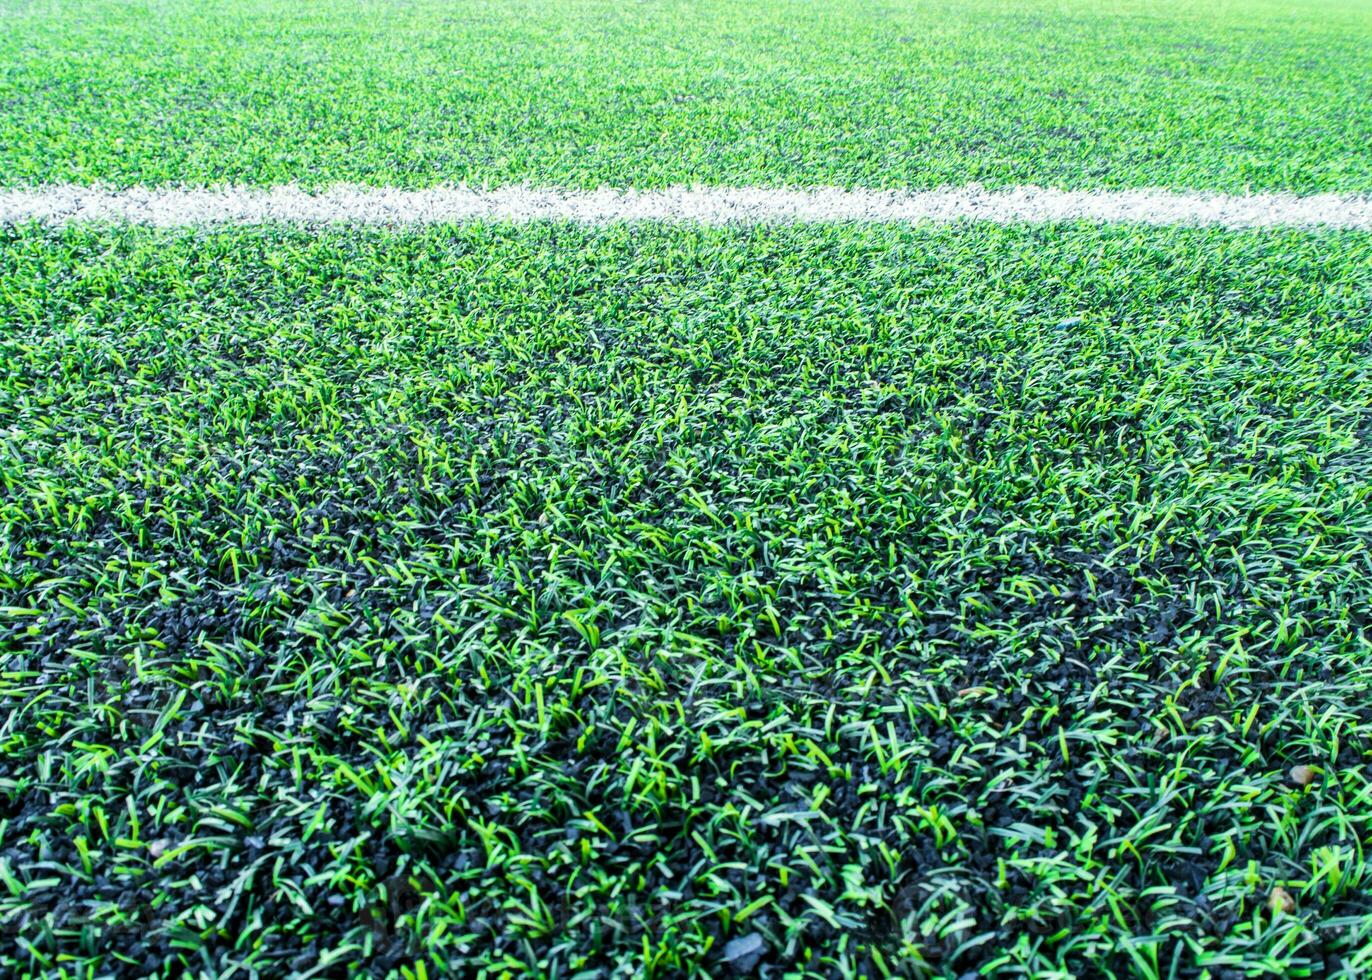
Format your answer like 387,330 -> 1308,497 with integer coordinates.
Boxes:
2,184 -> 1370,229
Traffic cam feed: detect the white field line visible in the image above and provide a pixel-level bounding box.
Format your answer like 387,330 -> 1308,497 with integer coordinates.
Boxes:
2,184 -> 1371,229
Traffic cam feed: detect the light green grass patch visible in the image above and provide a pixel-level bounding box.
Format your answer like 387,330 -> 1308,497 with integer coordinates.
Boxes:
1,0 -> 1370,191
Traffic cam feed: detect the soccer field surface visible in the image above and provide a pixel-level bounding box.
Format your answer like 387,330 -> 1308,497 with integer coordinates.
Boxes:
2,2 -> 1372,978
3,0 -> 1371,192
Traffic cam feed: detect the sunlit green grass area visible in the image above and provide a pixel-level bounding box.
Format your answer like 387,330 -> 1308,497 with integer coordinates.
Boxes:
1,0 -> 1370,191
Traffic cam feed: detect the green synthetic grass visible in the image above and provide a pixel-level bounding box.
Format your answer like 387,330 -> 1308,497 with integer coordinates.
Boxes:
1,0 -> 1370,193
2,220 -> 1371,976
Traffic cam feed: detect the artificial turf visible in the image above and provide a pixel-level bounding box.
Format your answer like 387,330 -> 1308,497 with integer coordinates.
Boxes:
1,0 -> 1371,194
2,220 -> 1371,976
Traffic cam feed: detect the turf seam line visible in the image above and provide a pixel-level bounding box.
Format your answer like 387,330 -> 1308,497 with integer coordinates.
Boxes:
2,184 -> 1371,229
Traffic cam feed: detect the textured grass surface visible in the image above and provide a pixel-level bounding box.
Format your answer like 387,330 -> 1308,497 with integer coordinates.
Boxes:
2,221 -> 1371,975
2,0 -> 1370,192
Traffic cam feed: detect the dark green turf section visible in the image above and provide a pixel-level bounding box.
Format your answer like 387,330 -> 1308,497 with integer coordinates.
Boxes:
1,0 -> 1370,192
2,221 -> 1371,975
